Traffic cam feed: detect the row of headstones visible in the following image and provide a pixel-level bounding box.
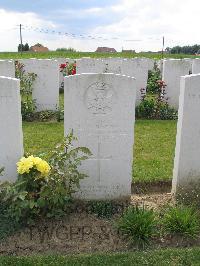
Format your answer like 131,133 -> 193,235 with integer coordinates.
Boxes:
0,70 -> 200,201
0,57 -> 153,110
1,57 -> 200,112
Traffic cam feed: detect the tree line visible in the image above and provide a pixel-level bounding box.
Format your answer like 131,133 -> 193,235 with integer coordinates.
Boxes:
166,45 -> 200,55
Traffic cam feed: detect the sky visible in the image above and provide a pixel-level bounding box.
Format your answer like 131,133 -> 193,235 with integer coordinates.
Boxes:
0,0 -> 199,52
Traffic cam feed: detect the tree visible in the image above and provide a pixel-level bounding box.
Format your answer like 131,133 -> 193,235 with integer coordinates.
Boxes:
18,43 -> 24,52
24,43 -> 29,51
56,47 -> 76,52
18,43 -> 30,52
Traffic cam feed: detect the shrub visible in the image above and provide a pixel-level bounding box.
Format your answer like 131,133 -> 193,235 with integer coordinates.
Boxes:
15,61 -> 37,121
0,132 -> 92,224
162,205 -> 200,238
56,108 -> 64,122
36,110 -> 56,122
136,80 -> 178,120
146,63 -> 161,94
21,98 -> 36,121
116,205 -> 157,248
136,97 -> 155,119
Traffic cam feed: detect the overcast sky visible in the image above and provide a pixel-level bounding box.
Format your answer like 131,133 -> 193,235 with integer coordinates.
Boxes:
0,0 -> 199,52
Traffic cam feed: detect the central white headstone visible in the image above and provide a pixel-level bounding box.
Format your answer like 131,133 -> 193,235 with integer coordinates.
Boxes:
64,73 -> 136,200
172,74 -> 200,200
0,76 -> 23,181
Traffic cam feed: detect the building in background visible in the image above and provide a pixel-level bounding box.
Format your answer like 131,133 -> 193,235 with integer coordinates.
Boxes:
30,43 -> 49,52
95,47 -> 117,53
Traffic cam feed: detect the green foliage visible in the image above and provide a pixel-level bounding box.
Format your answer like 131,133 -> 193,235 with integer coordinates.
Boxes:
15,61 -> 37,121
18,43 -> 29,52
136,96 -> 178,120
2,248 -> 200,265
0,50 -> 198,60
162,205 -> 200,238
146,63 -> 161,94
170,44 -> 200,54
0,202 -> 22,241
56,108 -> 64,122
136,74 -> 178,120
35,110 -> 57,122
0,132 -> 92,224
56,47 -> 76,52
116,205 -> 157,248
21,98 -> 36,121
15,61 -> 37,95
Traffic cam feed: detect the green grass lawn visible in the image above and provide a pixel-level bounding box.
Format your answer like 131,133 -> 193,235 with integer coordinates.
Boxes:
23,120 -> 177,182
0,51 -> 198,60
1,248 -> 200,265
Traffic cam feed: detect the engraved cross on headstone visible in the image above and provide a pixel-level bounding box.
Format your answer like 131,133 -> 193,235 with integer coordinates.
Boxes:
94,137 -> 112,182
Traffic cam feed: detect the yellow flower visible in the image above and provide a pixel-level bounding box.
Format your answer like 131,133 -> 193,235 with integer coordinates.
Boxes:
32,156 -> 43,166
36,160 -> 51,176
17,156 -> 34,174
17,155 -> 51,176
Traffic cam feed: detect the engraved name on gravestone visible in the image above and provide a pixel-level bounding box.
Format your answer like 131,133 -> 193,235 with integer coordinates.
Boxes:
20,59 -> 59,111
0,76 -> 23,181
64,73 -> 136,200
172,74 -> 200,199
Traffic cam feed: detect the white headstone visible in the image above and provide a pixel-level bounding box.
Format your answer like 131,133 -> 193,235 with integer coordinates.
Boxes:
146,58 -> 155,71
162,59 -> 191,109
0,60 -> 15,78
0,76 -> 23,181
122,58 -> 149,105
184,58 -> 193,74
172,74 -> 200,200
20,59 -> 59,111
76,57 -> 148,105
64,73 -> 136,200
192,58 -> 200,74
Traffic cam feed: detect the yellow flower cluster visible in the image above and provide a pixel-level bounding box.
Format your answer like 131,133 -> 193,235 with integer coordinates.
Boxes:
17,155 -> 51,176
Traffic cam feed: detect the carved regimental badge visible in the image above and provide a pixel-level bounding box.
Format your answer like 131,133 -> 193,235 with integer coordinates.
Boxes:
85,82 -> 116,114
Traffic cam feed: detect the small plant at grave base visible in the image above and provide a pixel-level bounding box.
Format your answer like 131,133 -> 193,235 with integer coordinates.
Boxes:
136,77 -> 178,120
35,110 -> 57,122
15,61 -> 37,121
21,98 -> 36,121
162,205 -> 200,238
115,204 -> 157,249
0,131 -> 92,224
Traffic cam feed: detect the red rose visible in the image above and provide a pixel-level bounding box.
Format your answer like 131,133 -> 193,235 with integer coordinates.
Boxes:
60,63 -> 67,69
71,68 -> 76,75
